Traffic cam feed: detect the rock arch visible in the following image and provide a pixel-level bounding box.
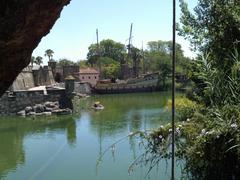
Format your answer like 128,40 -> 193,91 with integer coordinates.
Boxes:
0,0 -> 71,96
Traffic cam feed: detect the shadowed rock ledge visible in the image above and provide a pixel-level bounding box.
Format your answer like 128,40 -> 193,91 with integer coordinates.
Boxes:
0,0 -> 71,97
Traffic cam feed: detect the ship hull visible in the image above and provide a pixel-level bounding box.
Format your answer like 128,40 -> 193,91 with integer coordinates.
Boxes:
93,85 -> 159,94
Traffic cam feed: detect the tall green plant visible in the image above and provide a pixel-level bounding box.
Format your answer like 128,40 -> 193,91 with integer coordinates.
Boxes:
188,49 -> 240,106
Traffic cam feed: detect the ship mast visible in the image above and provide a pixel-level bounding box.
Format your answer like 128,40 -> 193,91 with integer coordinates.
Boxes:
127,23 -> 133,57
142,41 -> 146,74
96,28 -> 101,79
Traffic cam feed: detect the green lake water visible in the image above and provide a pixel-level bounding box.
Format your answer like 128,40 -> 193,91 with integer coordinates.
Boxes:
0,92 -> 183,180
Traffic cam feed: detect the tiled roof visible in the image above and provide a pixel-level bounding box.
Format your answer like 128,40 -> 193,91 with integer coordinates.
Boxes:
79,68 -> 99,74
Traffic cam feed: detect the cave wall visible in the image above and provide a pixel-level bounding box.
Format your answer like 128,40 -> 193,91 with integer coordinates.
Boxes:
0,0 -> 71,97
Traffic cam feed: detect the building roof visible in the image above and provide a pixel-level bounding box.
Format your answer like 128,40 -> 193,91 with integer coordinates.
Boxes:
79,68 -> 99,74
65,75 -> 75,80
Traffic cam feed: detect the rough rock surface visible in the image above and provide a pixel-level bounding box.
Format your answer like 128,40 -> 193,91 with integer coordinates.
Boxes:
0,0 -> 71,96
17,101 -> 72,116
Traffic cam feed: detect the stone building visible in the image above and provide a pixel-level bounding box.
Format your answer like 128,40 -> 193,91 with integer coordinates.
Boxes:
10,66 -> 35,90
32,66 -> 55,86
51,64 -> 80,83
63,65 -> 80,81
54,66 -> 64,82
79,68 -> 99,86
10,66 -> 55,91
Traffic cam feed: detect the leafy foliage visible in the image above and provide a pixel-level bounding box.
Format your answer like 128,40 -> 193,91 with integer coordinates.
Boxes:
129,103 -> 240,179
86,39 -> 191,83
145,41 -> 190,89
129,1 -> 240,179
187,49 -> 240,106
57,58 -> 76,66
175,2 -> 240,176
77,60 -> 89,68
30,56 -> 35,66
100,57 -> 120,79
182,105 -> 240,179
30,56 -> 43,66
178,0 -> 240,67
35,56 -> 43,65
87,39 -> 126,66
166,97 -> 198,121
44,49 -> 54,61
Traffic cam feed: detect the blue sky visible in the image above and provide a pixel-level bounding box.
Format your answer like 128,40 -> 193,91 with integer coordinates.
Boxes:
33,0 -> 198,64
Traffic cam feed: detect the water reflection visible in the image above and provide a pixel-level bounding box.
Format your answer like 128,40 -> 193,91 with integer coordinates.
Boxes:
0,124 -> 25,179
0,115 -> 77,178
0,92 -> 179,180
77,92 -> 173,177
81,92 -> 171,138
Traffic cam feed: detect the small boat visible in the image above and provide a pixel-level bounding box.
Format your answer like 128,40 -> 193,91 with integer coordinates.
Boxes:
92,101 -> 104,110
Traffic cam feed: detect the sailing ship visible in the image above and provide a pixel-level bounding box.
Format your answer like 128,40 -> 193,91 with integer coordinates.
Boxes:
93,24 -> 162,94
93,72 -> 160,94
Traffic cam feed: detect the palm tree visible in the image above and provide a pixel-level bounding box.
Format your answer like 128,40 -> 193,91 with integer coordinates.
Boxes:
35,56 -> 43,65
44,49 -> 54,61
30,56 -> 35,66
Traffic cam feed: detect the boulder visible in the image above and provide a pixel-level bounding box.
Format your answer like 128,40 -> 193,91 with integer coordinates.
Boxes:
25,106 -> 33,113
52,108 -> 72,115
44,101 -> 57,108
27,112 -> 36,116
33,104 -> 45,113
45,107 -> 54,112
17,110 -> 25,116
43,112 -> 52,116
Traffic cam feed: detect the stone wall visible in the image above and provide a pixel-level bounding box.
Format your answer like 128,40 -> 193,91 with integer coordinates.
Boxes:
55,66 -> 64,82
57,82 -> 92,94
63,65 -> 80,81
0,89 -> 65,115
10,66 -> 55,91
53,65 -> 80,82
32,66 -> 55,86
74,82 -> 92,94
11,67 -> 35,90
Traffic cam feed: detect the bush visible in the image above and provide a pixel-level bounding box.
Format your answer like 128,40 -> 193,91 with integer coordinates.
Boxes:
166,97 -> 198,121
183,105 -> 240,179
137,104 -> 240,179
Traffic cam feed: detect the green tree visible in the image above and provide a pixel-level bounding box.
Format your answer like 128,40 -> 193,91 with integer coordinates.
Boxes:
44,49 -> 54,61
145,40 -> 191,88
35,56 -> 43,65
145,51 -> 171,88
57,58 -> 76,66
146,40 -> 189,72
30,56 -> 35,66
147,40 -> 172,54
131,47 -> 142,77
158,57 -> 171,88
76,60 -> 89,68
87,39 -> 126,64
100,57 -> 120,79
178,0 -> 240,68
147,40 -> 186,63
100,39 -> 126,61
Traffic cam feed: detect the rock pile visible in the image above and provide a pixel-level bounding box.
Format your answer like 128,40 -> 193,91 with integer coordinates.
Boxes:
17,101 -> 72,116
74,93 -> 90,98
